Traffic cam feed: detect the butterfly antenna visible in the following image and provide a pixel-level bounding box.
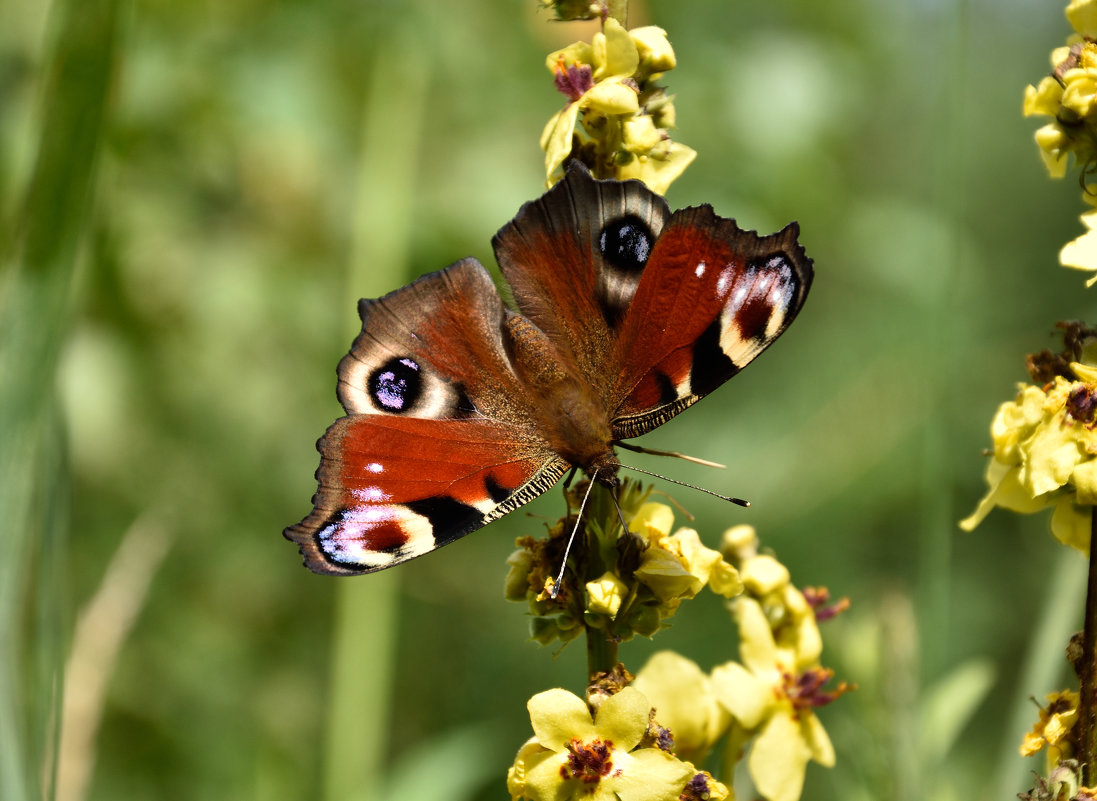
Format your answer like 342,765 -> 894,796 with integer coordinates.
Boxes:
614,440 -> 727,469
551,475 -> 597,599
618,462 -> 750,507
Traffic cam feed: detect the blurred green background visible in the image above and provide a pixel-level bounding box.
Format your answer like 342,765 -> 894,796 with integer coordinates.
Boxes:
2,0 -> 1093,800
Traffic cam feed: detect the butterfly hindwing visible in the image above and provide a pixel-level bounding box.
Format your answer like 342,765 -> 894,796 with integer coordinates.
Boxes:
284,415 -> 567,575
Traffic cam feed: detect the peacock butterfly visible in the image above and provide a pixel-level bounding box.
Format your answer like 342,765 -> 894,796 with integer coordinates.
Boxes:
284,164 -> 813,575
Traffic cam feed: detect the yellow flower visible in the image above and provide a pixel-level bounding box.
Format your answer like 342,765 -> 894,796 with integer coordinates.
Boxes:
633,523 -> 743,605
507,687 -> 696,801
710,598 -> 847,801
1020,690 -> 1080,767
632,651 -> 730,763
1023,34 -> 1097,179
543,19 -> 642,182
961,374 -> 1097,553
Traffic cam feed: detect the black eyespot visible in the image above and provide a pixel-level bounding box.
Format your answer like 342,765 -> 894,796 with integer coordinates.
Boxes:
368,357 -> 421,413
599,214 -> 653,273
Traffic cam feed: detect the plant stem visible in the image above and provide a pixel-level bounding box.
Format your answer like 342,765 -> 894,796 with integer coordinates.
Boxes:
1080,508 -> 1097,786
605,0 -> 628,27
586,628 -> 618,679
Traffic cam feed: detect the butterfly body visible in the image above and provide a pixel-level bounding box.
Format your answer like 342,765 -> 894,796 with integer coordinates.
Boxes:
285,165 -> 813,576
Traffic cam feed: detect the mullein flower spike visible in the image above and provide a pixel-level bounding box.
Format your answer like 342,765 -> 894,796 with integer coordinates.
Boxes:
542,18 -> 695,192
1024,0 -> 1097,282
961,329 -> 1097,554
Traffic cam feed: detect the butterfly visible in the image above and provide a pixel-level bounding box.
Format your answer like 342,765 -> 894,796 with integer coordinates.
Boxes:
284,164 -> 813,576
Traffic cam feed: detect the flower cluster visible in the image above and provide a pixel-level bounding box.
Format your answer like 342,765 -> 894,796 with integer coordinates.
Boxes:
504,481 -> 742,646
541,17 -> 695,193
1022,690 -> 1081,767
961,323 -> 1097,554
508,523 -> 849,801
708,525 -> 851,801
506,683 -> 728,801
1023,0 -> 1097,178
1024,0 -> 1097,282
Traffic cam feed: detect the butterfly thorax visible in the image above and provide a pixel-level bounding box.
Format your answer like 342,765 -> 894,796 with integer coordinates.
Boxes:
504,313 -> 617,476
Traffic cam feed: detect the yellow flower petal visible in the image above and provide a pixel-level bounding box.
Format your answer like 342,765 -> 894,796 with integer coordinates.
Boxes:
583,80 -> 640,116
1062,72 -> 1097,119
1051,496 -> 1092,554
594,686 -> 651,751
735,597 -> 781,676
1068,0 -> 1097,37
616,143 -> 696,195
633,651 -> 730,762
721,524 -> 759,559
612,748 -> 696,801
631,502 -> 675,538
708,560 -> 743,598
749,713 -> 813,801
629,26 -> 676,73
634,546 -> 703,601
1073,459 -> 1097,504
545,41 -> 594,74
1024,76 -> 1065,117
802,712 -> 836,767
528,689 -> 596,750
1061,224 -> 1097,277
740,554 -> 790,596
1022,422 -> 1082,496
622,115 -> 663,153
542,103 -> 582,184
710,661 -> 774,730
507,739 -> 554,801
586,571 -> 628,618
593,18 -> 639,80
1074,362 -> 1097,383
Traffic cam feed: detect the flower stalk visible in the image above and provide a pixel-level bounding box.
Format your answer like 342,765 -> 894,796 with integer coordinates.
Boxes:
1081,507 -> 1097,786
605,0 -> 628,26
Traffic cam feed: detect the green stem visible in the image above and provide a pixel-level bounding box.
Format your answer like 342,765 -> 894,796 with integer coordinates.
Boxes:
586,628 -> 618,678
604,0 -> 628,27
1079,508 -> 1097,786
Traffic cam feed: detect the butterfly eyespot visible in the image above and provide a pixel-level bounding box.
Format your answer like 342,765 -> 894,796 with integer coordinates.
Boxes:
368,356 -> 422,413
599,214 -> 653,273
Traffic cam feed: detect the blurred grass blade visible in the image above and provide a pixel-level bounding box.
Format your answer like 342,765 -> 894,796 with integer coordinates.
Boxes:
0,0 -> 121,799
378,722 -> 505,801
56,515 -> 172,801
323,20 -> 430,801
916,657 -> 995,764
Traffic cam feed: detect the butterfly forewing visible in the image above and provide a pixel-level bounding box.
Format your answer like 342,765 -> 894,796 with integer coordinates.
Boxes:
608,209 -> 812,438
492,168 -> 671,398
